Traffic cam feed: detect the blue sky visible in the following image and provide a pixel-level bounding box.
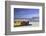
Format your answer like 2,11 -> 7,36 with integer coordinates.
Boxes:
14,8 -> 39,19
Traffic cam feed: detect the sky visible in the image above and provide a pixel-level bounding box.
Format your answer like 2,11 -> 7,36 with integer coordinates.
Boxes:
14,8 -> 39,19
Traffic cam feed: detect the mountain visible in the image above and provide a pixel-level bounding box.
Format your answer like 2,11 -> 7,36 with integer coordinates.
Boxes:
14,17 -> 39,22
